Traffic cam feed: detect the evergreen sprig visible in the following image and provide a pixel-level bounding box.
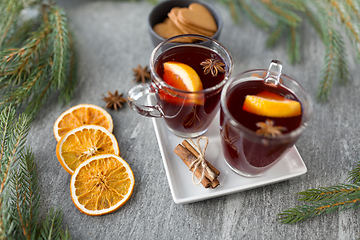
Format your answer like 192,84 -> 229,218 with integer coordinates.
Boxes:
40,208 -> 71,240
0,105 -> 70,239
278,190 -> 360,224
220,0 -> 360,101
348,161 -> 360,184
0,1 -> 76,120
277,158 -> 360,224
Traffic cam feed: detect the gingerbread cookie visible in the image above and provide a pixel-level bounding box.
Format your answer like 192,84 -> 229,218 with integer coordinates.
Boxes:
152,3 -> 217,42
168,6 -> 214,37
153,17 -> 183,39
178,3 -> 217,33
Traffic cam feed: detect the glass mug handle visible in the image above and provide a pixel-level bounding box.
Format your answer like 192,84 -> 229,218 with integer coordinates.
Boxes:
264,59 -> 283,86
126,83 -> 164,118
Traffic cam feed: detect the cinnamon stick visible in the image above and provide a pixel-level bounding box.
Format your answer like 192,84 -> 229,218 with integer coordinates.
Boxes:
211,179 -> 220,189
177,142 -> 217,182
174,145 -> 211,188
182,140 -> 220,177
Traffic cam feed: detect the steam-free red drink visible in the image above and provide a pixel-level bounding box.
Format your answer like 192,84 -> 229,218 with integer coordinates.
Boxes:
155,45 -> 227,135
220,79 -> 302,175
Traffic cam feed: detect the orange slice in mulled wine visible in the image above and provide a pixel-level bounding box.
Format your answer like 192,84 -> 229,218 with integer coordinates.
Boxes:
242,90 -> 301,118
161,61 -> 204,105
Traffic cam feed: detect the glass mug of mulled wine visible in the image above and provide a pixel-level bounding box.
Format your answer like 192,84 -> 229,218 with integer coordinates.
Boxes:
220,60 -> 312,177
127,34 -> 233,138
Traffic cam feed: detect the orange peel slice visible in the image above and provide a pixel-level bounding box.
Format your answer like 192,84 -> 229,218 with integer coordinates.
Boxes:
161,61 -> 204,105
243,91 -> 301,118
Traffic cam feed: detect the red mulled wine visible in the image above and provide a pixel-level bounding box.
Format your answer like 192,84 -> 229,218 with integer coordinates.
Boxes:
220,79 -> 303,175
155,45 -> 227,135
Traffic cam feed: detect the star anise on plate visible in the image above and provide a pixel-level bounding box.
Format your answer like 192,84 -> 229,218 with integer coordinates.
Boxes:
102,90 -> 127,110
133,64 -> 151,83
200,58 -> 226,76
255,119 -> 286,137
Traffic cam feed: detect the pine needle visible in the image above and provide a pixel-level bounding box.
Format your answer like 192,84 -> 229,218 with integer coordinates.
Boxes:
287,26 -> 300,64
278,191 -> 360,224
261,1 -> 302,27
348,160 -> 360,184
220,0 -> 359,101
0,2 -> 75,120
0,105 -> 70,238
296,183 -> 360,202
0,0 -> 24,49
40,208 -> 70,240
265,22 -> 286,48
238,0 -> 271,31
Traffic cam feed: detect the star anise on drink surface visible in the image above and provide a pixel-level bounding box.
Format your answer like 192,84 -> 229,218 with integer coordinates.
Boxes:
102,90 -> 127,110
255,119 -> 286,137
200,58 -> 226,76
133,64 -> 151,83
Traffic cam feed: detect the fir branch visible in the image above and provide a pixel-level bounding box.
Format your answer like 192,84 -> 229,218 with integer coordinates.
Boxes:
40,208 -> 70,240
0,105 -> 16,165
278,156 -> 360,224
287,26 -> 300,64
316,44 -> 336,102
265,22 -> 285,48
238,0 -> 271,31
58,29 -> 76,105
348,160 -> 360,184
278,191 -> 360,224
2,18 -> 37,50
0,105 -> 70,238
296,183 -> 360,202
271,0 -> 305,10
330,0 -> 360,61
0,105 -> 31,238
49,6 -> 69,91
261,0 -> 302,27
0,110 -> 31,194
0,2 -> 76,120
7,148 -> 40,239
23,74 -> 53,119
1,61 -> 50,107
0,21 -> 50,86
228,0 -> 241,23
302,4 -> 324,41
220,0 -> 360,101
314,0 -> 347,102
344,0 -> 360,21
0,0 -> 24,49
336,36 -> 349,85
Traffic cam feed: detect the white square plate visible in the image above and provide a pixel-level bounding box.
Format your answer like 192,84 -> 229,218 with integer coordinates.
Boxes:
152,113 -> 307,204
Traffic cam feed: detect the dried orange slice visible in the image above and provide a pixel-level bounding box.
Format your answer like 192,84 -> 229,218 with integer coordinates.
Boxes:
161,61 -> 204,105
243,91 -> 301,118
53,104 -> 113,142
56,125 -> 120,174
70,154 -> 135,216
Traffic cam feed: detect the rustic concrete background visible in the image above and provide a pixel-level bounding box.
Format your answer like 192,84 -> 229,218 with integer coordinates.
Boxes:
27,0 -> 360,239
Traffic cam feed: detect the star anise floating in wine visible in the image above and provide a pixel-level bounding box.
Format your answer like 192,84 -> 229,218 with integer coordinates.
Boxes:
133,64 -> 151,83
200,58 -> 226,76
102,90 -> 127,110
255,119 -> 286,137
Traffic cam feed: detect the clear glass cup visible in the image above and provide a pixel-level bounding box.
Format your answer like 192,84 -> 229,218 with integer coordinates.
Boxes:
220,60 -> 312,177
127,34 -> 233,138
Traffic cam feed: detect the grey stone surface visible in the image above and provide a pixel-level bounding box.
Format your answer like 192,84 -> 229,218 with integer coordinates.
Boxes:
28,0 -> 359,239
